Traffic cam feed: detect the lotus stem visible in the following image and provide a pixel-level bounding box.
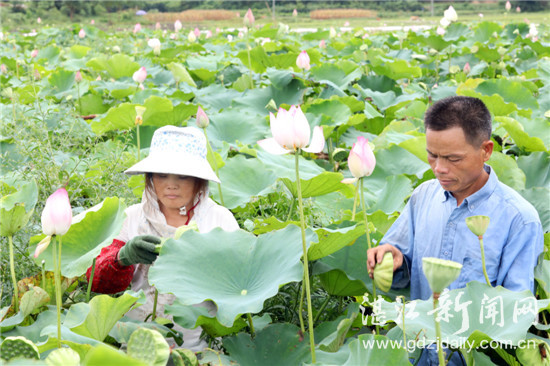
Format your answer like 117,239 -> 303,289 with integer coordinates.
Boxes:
399,296 -> 408,355
136,124 -> 141,161
297,275 -> 305,333
8,235 -> 19,313
53,235 -> 62,348
295,150 -> 316,363
86,257 -> 96,302
246,30 -> 253,89
203,129 -> 224,206
247,313 -> 255,337
152,288 -> 158,321
286,199 -> 295,222
478,236 -> 491,286
76,82 -> 82,116
351,180 -> 359,221
41,260 -> 46,291
360,179 -> 379,335
313,295 -> 331,325
433,295 -> 446,366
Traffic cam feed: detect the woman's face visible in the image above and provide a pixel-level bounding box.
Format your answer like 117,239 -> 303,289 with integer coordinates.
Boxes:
152,173 -> 196,213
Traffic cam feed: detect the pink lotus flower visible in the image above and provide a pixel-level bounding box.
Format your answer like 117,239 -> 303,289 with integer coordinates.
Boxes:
91,19 -> 95,25
30,49 -> 38,58
238,31 -> 244,38
296,50 -> 310,70
196,106 -> 209,128
155,22 -> 161,30
194,27 -> 200,37
206,30 -> 212,38
41,188 -> 72,237
37,17 -> 42,24
133,23 -> 141,34
78,28 -> 85,38
479,13 -> 484,18
1,64 -> 7,73
319,39 -> 326,48
463,62 -> 470,74
258,105 -> 325,155
96,75 -> 101,81
132,66 -> 147,83
436,26 -> 446,36
244,8 -> 255,27
293,9 -> 298,17
516,6 -> 521,12
216,27 -> 221,33
505,1 -> 511,11
344,21 -> 350,27
75,70 -> 82,83
346,136 -> 376,181
175,20 -> 182,32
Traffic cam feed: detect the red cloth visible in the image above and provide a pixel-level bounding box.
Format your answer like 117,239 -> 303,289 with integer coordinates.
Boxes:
86,239 -> 135,294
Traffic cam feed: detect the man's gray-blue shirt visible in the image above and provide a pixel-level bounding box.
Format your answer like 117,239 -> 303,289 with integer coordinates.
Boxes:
383,165 -> 543,301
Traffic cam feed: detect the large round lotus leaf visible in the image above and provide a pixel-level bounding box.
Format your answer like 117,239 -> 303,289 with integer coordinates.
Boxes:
344,334 -> 410,365
223,323 -> 310,365
0,179 -> 38,236
30,197 -> 126,278
149,225 -> 315,326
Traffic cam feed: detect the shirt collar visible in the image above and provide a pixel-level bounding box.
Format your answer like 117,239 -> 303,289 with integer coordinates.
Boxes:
440,165 -> 498,211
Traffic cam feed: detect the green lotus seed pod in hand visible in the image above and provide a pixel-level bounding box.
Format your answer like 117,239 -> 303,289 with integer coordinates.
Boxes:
46,347 -> 80,366
422,257 -> 463,294
373,252 -> 394,292
465,215 -> 490,237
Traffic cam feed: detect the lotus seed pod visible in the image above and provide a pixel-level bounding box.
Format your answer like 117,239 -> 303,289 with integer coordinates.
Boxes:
46,347 -> 80,366
465,215 -> 490,237
422,257 -> 462,294
171,348 -> 199,366
127,328 -> 170,366
0,336 -> 40,361
516,339 -> 550,366
373,252 -> 393,292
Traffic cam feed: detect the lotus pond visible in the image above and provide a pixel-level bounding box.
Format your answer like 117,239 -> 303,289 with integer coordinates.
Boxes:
1,14 -> 549,366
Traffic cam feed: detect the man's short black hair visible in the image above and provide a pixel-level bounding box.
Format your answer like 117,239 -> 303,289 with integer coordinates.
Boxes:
424,96 -> 492,147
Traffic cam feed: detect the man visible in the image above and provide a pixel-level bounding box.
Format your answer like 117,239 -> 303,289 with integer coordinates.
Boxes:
367,96 -> 543,300
366,96 -> 543,365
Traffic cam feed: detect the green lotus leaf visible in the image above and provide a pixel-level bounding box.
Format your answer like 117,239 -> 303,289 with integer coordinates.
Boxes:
0,179 -> 38,237
83,344 -> 148,366
30,197 -> 126,278
69,292 -> 140,342
19,287 -> 50,318
194,84 -> 241,111
86,54 -> 139,79
207,108 -> 268,146
236,46 -> 270,73
319,268 -> 367,296
46,68 -> 75,100
308,221 -> 365,261
256,150 -> 324,182
488,151 -> 527,191
303,99 -> 352,127
477,79 -> 538,112
520,187 -> 550,232
223,323 -> 311,365
518,152 -> 550,189
344,334 -> 410,365
282,172 -> 349,199
167,62 -> 197,88
209,155 -> 277,209
45,347 -> 80,366
149,226 -> 316,326
496,116 -> 548,153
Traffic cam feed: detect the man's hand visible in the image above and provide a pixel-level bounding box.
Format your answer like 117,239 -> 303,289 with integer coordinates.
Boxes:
366,244 -> 404,279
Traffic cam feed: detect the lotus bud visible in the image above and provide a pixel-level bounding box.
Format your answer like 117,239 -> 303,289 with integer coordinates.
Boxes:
329,27 -> 336,38
196,106 -> 209,128
296,50 -> 311,70
463,62 -> 470,74
133,23 -> 141,34
188,30 -> 196,42
206,30 -> 212,39
78,28 -> 85,38
319,39 -> 326,48
75,70 -> 82,83
148,38 -> 161,55
465,215 -> 490,238
505,1 -> 511,11
194,27 -> 200,37
41,188 -> 72,237
436,26 -> 446,36
174,20 -> 182,32
135,106 -> 146,126
479,13 -> 484,18
30,49 -> 38,58
244,8 -> 255,27
443,6 -> 457,22
238,31 -> 244,39
373,252 -> 393,292
516,7 -> 520,12
293,9 -> 298,17
422,257 -> 462,294
156,22 -> 161,30
91,19 -> 95,25
440,17 -> 450,28
37,17 -> 41,24
1,64 -> 7,73
348,136 -> 376,178
132,66 -> 147,83
112,45 -> 121,53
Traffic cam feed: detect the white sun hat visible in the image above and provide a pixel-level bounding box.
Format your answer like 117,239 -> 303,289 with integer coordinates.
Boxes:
124,126 -> 221,183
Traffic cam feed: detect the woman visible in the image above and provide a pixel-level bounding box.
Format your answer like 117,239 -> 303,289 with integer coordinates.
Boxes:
86,125 -> 238,350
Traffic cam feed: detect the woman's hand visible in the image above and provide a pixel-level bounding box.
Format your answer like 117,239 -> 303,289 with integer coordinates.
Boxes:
117,235 -> 161,266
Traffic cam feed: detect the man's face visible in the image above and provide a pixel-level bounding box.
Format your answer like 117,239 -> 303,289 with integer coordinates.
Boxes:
426,126 -> 493,203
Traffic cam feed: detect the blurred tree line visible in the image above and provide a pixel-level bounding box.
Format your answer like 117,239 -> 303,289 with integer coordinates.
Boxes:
5,0 -> 548,19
